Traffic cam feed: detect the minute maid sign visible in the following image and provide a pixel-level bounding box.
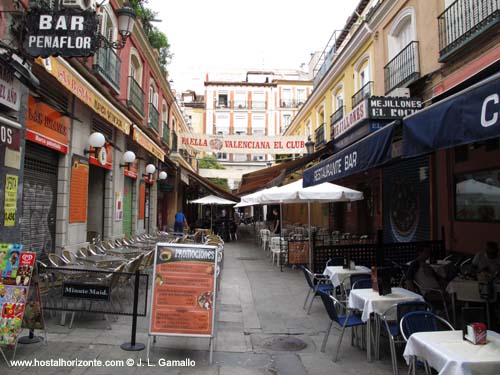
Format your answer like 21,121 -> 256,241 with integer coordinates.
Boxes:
23,9 -> 99,58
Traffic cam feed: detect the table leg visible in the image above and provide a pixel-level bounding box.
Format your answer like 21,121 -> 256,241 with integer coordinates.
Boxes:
452,293 -> 456,327
375,314 -> 380,360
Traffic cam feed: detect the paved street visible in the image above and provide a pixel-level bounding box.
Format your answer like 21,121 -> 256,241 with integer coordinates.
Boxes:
1,227 -> 404,374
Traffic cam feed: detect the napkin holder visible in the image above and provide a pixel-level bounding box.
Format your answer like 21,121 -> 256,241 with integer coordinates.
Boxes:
462,307 -> 487,343
377,267 -> 392,296
464,323 -> 487,345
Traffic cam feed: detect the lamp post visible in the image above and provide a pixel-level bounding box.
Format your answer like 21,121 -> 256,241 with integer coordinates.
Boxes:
84,132 -> 106,158
305,136 -> 315,155
99,2 -> 137,49
120,151 -> 136,170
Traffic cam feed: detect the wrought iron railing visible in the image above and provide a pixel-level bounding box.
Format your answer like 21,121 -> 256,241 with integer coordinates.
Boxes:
233,100 -> 248,109
162,122 -> 170,146
438,0 -> 500,60
148,104 -> 159,132
251,101 -> 267,110
280,99 -> 303,108
330,106 -> 344,138
127,76 -> 145,116
93,47 -> 121,92
384,41 -> 420,94
315,123 -> 326,148
172,132 -> 178,152
352,81 -> 373,108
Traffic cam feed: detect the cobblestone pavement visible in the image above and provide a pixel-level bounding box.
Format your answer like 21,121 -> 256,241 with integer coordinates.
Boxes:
1,226 -> 410,374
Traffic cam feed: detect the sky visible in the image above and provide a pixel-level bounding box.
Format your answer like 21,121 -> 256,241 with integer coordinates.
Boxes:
148,0 -> 360,92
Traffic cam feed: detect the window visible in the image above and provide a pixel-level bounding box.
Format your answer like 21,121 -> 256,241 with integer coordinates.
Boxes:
316,105 -> 325,127
251,114 -> 265,134
162,102 -> 168,124
252,91 -> 266,109
216,113 -> 230,134
297,88 -> 306,105
234,114 -> 248,134
234,91 -> 247,108
283,114 -> 291,126
354,55 -> 371,91
388,8 -> 416,60
252,155 -> 265,161
99,6 -> 117,43
281,88 -> 291,107
455,169 -> 500,222
149,82 -> 158,108
129,48 -> 143,84
217,93 -> 228,108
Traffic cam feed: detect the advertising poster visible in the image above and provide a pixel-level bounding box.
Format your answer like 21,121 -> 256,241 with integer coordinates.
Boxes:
150,244 -> 217,337
4,174 -> 18,227
0,246 -> 36,346
69,155 -> 89,223
115,192 -> 123,221
22,266 -> 45,331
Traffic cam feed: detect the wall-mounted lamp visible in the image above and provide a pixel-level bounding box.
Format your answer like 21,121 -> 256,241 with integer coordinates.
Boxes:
143,163 -> 156,181
84,132 -> 106,158
159,171 -> 168,180
305,136 -> 315,155
98,2 -> 136,50
119,151 -> 136,170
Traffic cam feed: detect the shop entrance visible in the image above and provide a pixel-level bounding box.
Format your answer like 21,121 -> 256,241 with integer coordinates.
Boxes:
87,165 -> 105,241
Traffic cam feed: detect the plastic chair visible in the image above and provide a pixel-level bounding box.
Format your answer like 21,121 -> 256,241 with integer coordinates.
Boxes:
318,291 -> 365,362
381,302 -> 431,375
400,310 -> 454,375
260,229 -> 271,252
299,265 -> 334,314
270,237 -> 286,267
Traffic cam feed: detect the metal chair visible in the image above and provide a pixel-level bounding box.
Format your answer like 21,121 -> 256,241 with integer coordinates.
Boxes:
318,291 -> 365,362
381,302 -> 432,375
413,280 -> 450,321
326,257 -> 344,267
400,311 -> 454,375
351,278 -> 372,290
300,265 -> 334,314
62,249 -> 81,265
48,253 -> 69,267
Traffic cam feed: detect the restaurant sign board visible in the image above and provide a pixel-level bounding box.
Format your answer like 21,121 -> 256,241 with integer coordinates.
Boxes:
149,243 -> 218,337
331,100 -> 368,139
0,62 -> 21,111
23,9 -> 99,58
368,96 -> 423,119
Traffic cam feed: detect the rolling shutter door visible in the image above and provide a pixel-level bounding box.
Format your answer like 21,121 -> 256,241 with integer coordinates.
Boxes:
21,142 -> 58,254
123,177 -> 133,236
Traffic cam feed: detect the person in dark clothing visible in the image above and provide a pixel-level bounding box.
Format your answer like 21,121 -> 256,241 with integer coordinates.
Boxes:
174,211 -> 188,233
271,208 -> 280,235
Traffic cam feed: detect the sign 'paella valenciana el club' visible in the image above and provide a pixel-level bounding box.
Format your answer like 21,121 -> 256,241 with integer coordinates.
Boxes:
180,133 -> 307,154
23,9 -> 99,58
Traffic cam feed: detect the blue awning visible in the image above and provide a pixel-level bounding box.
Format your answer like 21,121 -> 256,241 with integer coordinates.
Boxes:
303,123 -> 395,187
403,73 -> 500,157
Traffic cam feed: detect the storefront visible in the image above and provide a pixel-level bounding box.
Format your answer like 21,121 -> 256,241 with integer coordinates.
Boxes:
403,73 -> 500,253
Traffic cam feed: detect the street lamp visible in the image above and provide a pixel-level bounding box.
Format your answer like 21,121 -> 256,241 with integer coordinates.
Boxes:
159,171 -> 168,180
120,151 -> 136,170
99,2 -> 136,49
305,136 -> 315,155
143,163 -> 156,180
84,132 -> 106,157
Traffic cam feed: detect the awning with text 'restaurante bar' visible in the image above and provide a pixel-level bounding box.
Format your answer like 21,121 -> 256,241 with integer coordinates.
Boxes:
403,73 -> 500,158
132,125 -> 165,162
37,57 -> 131,135
303,123 -> 395,187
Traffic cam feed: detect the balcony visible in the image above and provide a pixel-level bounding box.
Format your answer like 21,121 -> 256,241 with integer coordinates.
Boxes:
148,104 -> 159,133
279,99 -> 304,108
251,101 -> 267,110
330,106 -> 344,138
127,76 -> 145,116
162,122 -> 170,146
172,132 -> 178,152
233,100 -> 249,109
438,0 -> 500,61
93,47 -> 121,92
215,100 -> 229,109
352,81 -> 373,108
384,41 -> 420,94
315,123 -> 326,148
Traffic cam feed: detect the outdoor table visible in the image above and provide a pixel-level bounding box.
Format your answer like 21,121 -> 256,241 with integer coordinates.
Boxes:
403,330 -> 500,375
446,277 -> 500,326
348,287 -> 424,362
323,265 -> 371,288
81,255 -> 125,268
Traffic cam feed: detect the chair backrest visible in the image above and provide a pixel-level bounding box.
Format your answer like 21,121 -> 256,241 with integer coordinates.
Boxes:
260,229 -> 270,239
48,253 -> 67,267
351,278 -> 372,289
62,249 -> 78,264
126,253 -> 145,273
78,247 -> 89,257
350,274 -> 372,288
300,265 -> 315,289
400,311 -> 454,341
326,257 -> 344,267
318,291 -> 344,324
270,237 -> 282,249
295,227 -> 305,235
86,246 -> 98,256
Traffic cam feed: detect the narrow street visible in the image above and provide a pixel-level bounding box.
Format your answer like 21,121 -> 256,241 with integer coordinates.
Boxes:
3,227 -> 399,374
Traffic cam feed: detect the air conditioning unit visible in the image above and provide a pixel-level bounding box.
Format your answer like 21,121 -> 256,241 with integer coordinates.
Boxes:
61,0 -> 97,11
387,87 -> 410,98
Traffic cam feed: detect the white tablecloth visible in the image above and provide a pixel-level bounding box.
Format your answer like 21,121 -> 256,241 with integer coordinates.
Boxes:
446,277 -> 500,302
403,330 -> 500,375
348,287 -> 424,322
323,265 -> 371,287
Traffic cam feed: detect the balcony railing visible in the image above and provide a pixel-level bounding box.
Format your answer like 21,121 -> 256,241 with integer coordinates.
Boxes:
215,100 -> 229,109
148,104 -> 159,132
352,81 -> 373,108
330,106 -> 345,138
93,47 -> 121,92
279,99 -> 305,108
315,123 -> 326,148
172,132 -> 178,152
384,41 -> 420,94
251,101 -> 267,110
127,76 -> 145,116
233,100 -> 249,109
438,0 -> 500,60
162,122 -> 170,146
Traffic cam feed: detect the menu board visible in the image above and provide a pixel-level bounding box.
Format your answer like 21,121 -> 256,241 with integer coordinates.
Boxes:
0,245 -> 36,346
150,244 -> 217,337
69,155 -> 89,223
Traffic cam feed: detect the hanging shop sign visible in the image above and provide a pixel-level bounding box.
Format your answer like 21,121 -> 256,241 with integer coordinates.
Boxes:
179,133 -> 307,155
69,155 -> 89,223
23,9 -> 99,58
0,63 -> 21,111
124,159 -> 139,179
133,126 -> 165,161
149,243 -> 218,337
26,96 -> 70,153
331,100 -> 368,139
0,122 -> 21,151
37,57 -> 131,134
368,96 -> 423,120
0,245 -> 36,346
89,143 -> 113,170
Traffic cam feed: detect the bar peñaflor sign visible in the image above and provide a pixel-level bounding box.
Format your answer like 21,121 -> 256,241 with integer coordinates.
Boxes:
23,9 -> 99,58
